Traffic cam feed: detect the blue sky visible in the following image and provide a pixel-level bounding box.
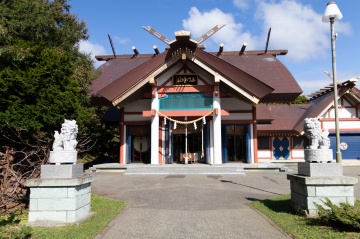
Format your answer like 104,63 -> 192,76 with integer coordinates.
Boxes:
70,0 -> 359,96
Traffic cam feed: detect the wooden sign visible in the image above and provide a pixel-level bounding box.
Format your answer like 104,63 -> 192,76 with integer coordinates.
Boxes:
173,74 -> 198,86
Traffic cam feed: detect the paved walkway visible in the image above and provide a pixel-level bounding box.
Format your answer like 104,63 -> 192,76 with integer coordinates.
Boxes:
92,165 -> 360,239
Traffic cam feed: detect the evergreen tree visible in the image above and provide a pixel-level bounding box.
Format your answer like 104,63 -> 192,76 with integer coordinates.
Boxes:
292,94 -> 309,104
0,0 -> 98,213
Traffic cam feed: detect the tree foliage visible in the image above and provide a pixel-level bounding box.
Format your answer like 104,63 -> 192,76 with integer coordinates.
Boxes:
0,0 -> 99,214
291,94 -> 309,104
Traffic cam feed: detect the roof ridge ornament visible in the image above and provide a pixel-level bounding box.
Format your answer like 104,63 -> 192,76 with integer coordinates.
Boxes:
141,24 -> 226,46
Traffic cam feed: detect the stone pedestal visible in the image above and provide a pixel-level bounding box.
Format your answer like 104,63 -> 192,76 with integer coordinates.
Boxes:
26,176 -> 93,226
287,174 -> 357,216
49,151 -> 77,164
41,164 -> 84,179
298,162 -> 343,177
304,149 -> 332,163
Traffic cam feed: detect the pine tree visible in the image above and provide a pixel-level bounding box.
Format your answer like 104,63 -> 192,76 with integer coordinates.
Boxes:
0,0 -> 98,213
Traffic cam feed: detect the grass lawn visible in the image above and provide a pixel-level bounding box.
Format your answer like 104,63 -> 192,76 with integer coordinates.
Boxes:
1,194 -> 126,239
250,194 -> 360,239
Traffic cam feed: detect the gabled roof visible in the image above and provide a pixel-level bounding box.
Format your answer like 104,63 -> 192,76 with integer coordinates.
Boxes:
257,104 -> 311,136
96,51 -> 168,102
211,51 -> 302,102
91,30 -> 302,106
193,49 -> 274,100
90,54 -> 155,98
292,80 -> 358,133
257,81 -> 359,136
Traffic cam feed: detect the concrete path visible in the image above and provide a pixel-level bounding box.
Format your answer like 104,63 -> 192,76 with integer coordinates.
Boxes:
92,165 -> 360,239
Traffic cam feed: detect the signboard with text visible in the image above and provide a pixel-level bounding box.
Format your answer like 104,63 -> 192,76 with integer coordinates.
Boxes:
173,74 -> 198,86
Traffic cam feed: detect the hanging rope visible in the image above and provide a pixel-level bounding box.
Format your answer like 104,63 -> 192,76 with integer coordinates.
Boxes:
157,110 -> 213,124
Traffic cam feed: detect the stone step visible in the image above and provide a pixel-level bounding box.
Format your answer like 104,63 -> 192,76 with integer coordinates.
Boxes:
124,165 -> 245,175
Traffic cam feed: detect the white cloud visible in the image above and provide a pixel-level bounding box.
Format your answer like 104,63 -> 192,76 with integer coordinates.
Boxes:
182,7 -> 260,51
255,0 -> 352,62
114,36 -> 131,45
233,0 -> 250,10
182,1 -> 352,62
79,40 -> 107,68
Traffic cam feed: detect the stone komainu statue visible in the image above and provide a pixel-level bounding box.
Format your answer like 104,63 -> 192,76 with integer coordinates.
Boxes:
303,118 -> 330,150
52,119 -> 78,151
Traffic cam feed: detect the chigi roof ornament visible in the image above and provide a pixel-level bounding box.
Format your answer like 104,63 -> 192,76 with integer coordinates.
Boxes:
141,24 -> 226,46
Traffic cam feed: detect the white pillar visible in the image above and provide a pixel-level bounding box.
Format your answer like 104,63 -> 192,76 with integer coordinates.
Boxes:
209,120 -> 214,165
249,123 -> 255,164
123,126 -> 127,164
151,87 -> 159,165
162,120 -> 166,165
213,85 -> 222,164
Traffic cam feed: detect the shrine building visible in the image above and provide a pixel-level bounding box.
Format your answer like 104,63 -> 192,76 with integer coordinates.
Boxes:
90,27 -> 360,164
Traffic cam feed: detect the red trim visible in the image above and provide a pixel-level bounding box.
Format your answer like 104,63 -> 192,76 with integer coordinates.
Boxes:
158,85 -> 214,94
143,110 -> 229,117
321,118 -> 360,121
222,120 -> 253,124
119,108 -> 125,164
252,106 -> 258,163
124,121 -> 151,125
328,129 -> 360,132
290,137 -> 293,159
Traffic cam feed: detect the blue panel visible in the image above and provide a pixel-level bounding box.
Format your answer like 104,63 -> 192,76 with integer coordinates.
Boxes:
221,125 -> 228,163
273,137 -> 290,160
159,93 -> 212,110
329,133 -> 360,160
246,125 -> 251,163
126,126 -> 131,164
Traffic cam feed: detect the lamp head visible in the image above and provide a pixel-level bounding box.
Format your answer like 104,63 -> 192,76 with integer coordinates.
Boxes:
322,1 -> 343,22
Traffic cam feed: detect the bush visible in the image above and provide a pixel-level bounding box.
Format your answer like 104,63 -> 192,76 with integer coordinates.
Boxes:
0,213 -> 32,239
316,198 -> 360,230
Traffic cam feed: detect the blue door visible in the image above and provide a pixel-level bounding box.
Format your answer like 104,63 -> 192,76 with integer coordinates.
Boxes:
329,133 -> 360,160
273,137 -> 290,160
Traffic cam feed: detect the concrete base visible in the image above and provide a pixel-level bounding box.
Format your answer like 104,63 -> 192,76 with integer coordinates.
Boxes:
287,174 -> 358,216
41,164 -> 84,179
26,176 -> 93,226
298,162 -> 343,177
304,149 -> 332,163
49,150 -> 77,164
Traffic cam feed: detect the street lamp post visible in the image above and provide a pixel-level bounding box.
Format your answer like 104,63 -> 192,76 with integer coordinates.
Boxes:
322,1 -> 343,163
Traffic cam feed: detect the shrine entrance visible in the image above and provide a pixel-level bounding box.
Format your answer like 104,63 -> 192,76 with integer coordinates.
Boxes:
163,118 -> 208,164
222,125 -> 247,163
128,126 -> 151,164
172,125 -> 203,163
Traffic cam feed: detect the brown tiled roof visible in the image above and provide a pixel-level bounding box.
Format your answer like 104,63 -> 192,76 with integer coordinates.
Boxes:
97,50 -> 169,102
93,49 -> 302,105
257,104 -> 310,135
213,51 -> 302,102
90,26 -> 305,105
90,54 -> 155,97
194,49 -> 274,100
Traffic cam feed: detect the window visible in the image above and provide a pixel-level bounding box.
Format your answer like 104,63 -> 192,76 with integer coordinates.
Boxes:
292,137 -> 306,149
258,137 -> 270,149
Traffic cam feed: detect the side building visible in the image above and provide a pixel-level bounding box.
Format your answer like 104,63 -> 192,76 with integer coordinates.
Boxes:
257,82 -> 360,161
